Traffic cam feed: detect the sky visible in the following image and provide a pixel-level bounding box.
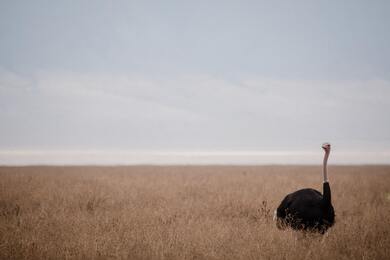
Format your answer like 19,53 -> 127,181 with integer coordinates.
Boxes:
0,1 -> 389,164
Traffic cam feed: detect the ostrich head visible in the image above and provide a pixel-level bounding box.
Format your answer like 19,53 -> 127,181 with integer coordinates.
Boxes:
322,143 -> 331,153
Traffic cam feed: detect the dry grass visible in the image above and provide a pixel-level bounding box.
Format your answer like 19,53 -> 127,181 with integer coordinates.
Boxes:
0,165 -> 389,259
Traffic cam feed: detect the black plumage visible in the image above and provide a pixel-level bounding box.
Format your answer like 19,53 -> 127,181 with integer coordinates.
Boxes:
276,182 -> 334,233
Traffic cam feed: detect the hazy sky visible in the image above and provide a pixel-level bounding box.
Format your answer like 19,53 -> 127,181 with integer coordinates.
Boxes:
1,1 -> 390,162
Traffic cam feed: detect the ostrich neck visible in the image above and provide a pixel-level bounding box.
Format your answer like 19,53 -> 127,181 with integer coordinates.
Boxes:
323,151 -> 330,183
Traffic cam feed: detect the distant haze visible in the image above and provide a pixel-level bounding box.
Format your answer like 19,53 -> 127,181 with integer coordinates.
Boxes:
1,1 -> 389,164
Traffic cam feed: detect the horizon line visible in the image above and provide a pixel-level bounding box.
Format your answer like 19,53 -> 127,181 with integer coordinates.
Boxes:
0,150 -> 389,166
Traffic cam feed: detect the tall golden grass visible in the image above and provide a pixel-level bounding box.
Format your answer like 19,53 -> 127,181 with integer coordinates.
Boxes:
1,166 -> 389,259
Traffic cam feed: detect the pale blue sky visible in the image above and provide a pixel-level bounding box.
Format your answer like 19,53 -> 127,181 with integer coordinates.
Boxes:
1,1 -> 390,79
0,1 -> 389,163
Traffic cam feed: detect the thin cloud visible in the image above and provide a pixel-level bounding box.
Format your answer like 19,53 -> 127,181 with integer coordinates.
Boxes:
0,69 -> 389,154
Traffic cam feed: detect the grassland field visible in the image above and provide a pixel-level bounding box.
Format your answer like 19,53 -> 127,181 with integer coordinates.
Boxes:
1,165 -> 389,259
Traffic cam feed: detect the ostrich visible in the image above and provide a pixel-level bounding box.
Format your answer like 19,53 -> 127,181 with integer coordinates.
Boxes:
274,143 -> 335,233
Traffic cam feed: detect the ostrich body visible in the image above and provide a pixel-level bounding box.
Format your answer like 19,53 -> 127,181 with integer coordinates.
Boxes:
275,143 -> 335,233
